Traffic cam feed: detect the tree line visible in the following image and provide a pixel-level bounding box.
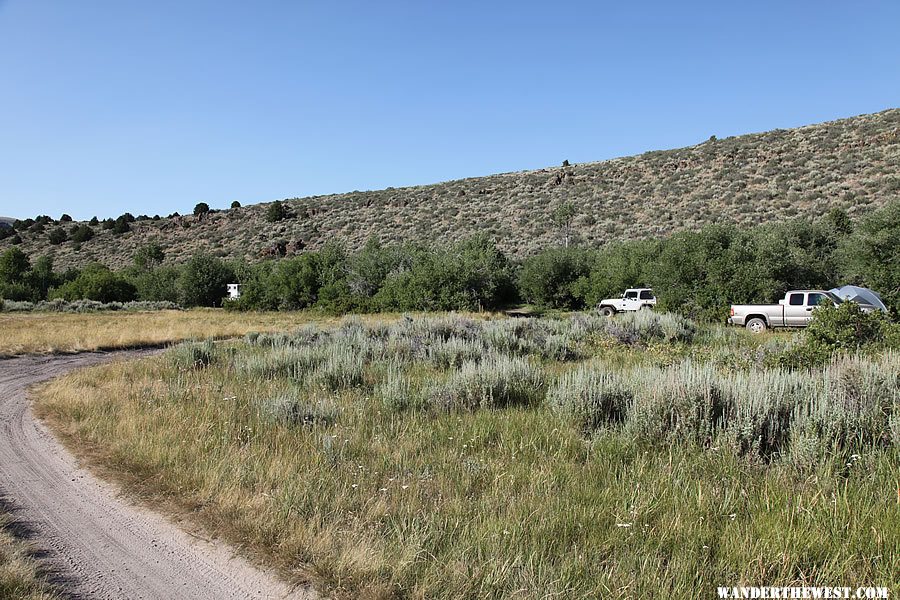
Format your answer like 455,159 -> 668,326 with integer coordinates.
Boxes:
1,201 -> 897,318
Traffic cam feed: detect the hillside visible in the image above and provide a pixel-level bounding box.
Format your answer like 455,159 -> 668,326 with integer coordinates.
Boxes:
3,109 -> 899,270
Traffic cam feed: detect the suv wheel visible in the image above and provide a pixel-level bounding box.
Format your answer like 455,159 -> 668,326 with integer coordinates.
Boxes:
600,306 -> 615,317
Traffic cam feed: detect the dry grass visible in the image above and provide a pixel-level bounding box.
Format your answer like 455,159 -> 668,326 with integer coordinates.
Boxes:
0,514 -> 59,600
0,309 -> 409,357
32,317 -> 900,599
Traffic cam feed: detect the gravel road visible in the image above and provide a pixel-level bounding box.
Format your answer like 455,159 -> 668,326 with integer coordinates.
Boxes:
0,351 -> 315,599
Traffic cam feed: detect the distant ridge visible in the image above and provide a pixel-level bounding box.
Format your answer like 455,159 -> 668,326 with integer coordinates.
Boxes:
0,217 -> 14,229
3,108 -> 899,270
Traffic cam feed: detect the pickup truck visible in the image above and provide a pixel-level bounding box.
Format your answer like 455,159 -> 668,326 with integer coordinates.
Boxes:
728,290 -> 842,333
598,288 -> 657,316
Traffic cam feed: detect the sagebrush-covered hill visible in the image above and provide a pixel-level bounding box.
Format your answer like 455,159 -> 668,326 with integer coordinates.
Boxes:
5,108 -> 899,270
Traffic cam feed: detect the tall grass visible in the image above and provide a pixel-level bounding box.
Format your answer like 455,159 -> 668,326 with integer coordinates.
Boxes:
0,513 -> 59,600
548,353 -> 900,463
32,314 -> 900,599
429,354 -> 545,411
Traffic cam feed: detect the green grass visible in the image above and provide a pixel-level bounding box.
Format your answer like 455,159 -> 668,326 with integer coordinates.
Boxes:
34,314 -> 900,599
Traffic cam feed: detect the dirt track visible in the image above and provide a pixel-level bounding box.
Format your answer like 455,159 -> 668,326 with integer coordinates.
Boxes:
0,351 -> 314,599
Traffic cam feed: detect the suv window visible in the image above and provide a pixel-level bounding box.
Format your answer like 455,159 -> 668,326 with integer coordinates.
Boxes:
807,293 -> 829,306
789,293 -> 804,306
624,291 -> 638,299
639,290 -> 654,300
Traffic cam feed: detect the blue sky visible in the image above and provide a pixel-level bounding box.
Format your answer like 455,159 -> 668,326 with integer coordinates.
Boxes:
1,1 -> 898,220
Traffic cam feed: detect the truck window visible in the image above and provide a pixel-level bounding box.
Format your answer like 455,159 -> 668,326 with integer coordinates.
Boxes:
639,290 -> 654,300
625,291 -> 638,299
788,293 -> 804,306
807,293 -> 829,306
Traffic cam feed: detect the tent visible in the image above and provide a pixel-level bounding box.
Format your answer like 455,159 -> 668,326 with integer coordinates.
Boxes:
828,285 -> 889,313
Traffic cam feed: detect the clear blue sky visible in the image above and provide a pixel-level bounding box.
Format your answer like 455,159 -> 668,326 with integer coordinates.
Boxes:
1,1 -> 898,221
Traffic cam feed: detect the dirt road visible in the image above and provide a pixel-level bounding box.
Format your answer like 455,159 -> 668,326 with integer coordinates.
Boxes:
0,351 -> 314,599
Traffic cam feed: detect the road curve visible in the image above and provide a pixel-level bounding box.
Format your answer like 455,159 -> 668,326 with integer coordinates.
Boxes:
0,351 -> 314,600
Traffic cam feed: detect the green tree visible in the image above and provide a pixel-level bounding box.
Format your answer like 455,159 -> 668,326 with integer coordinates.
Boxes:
177,254 -> 234,307
131,265 -> 181,303
573,240 -> 659,306
112,216 -> 131,235
28,255 -> 58,300
70,224 -> 95,243
266,200 -> 288,223
133,243 -> 166,270
518,248 -> 592,309
230,201 -> 241,209
839,200 -> 900,314
193,202 -> 210,217
552,202 -> 577,248
50,264 -> 137,303
0,248 -> 30,284
48,227 -> 68,245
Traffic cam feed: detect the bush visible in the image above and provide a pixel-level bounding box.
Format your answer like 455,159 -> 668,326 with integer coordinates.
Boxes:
518,248 -> 592,309
376,366 -> 420,413
840,200 -> 900,314
168,340 -> 217,370
0,248 -> 30,284
311,347 -> 365,391
261,393 -> 337,428
601,310 -> 697,345
230,201 -> 241,209
70,224 -> 94,243
177,254 -> 234,307
50,264 -> 137,303
548,367 -> 631,432
429,355 -> 544,411
266,200 -> 288,222
112,216 -> 131,235
193,202 -> 210,216
779,302 -> 896,368
48,227 -> 67,245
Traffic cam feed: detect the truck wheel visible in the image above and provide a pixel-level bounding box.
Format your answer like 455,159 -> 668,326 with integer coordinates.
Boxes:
600,306 -> 615,317
745,318 -> 767,334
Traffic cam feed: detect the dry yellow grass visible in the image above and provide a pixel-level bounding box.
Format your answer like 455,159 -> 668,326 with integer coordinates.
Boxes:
0,514 -> 59,600
0,309 -> 401,357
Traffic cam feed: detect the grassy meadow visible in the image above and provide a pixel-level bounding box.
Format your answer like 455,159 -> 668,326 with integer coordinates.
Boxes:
0,308 -> 409,357
34,312 -> 900,599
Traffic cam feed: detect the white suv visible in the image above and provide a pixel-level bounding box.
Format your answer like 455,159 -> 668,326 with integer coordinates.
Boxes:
598,288 -> 657,316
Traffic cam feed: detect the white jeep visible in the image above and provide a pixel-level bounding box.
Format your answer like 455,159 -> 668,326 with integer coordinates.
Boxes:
598,288 -> 657,316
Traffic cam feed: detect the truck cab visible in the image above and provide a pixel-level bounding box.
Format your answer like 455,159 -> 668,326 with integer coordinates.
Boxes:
728,290 -> 841,332
779,291 -> 836,326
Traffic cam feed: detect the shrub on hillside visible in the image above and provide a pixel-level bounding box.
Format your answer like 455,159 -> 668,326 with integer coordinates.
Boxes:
70,224 -> 94,243
266,200 -> 288,222
48,227 -> 67,245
